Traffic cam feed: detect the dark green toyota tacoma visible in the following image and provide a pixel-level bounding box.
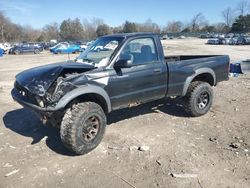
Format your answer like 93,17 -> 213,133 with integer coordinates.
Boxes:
12,32 -> 230,154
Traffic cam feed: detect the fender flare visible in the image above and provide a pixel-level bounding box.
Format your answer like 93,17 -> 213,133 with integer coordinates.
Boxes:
54,84 -> 111,112
182,68 -> 216,96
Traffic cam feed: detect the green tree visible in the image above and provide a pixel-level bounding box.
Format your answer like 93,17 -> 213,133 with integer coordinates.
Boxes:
200,25 -> 216,32
231,15 -> 250,32
181,27 -> 191,32
112,26 -> 123,33
60,18 -> 84,41
96,24 -> 111,37
123,21 -> 138,33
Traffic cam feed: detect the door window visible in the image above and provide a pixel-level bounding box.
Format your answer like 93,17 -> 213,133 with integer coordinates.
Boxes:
119,38 -> 158,65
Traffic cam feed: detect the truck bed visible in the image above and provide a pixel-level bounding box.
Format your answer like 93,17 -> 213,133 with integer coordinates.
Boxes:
165,55 -> 222,63
165,55 -> 230,97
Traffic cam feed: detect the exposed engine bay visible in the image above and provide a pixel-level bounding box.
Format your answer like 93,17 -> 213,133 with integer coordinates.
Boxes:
14,62 -> 96,108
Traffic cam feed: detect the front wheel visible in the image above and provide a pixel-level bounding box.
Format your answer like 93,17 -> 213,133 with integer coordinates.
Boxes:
60,102 -> 106,155
184,81 -> 213,117
14,50 -> 20,55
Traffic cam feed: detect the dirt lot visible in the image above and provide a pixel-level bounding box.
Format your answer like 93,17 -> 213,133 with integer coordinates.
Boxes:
0,38 -> 249,188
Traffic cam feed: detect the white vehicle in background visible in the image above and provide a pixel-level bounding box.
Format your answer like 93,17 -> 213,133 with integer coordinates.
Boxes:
218,34 -> 225,38
178,35 -> 186,39
0,43 -> 12,53
86,40 -> 94,46
80,41 -> 95,51
90,40 -> 119,52
50,39 -> 57,44
49,42 -> 69,51
80,44 -> 88,50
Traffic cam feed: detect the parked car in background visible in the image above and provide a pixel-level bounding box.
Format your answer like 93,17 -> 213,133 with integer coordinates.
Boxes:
220,38 -> 231,45
49,42 -> 68,52
226,33 -> 234,38
0,48 -> 3,57
80,43 -> 88,50
207,38 -> 231,45
0,43 -> 12,54
72,41 -> 90,51
229,36 -> 250,45
161,35 -> 168,40
229,37 -> 238,45
9,43 -> 43,55
207,38 -> 220,45
236,36 -> 250,45
178,35 -> 186,39
218,34 -> 225,38
50,43 -> 82,54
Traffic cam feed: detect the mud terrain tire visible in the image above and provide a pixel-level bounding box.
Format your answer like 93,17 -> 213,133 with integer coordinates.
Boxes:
184,81 -> 213,117
60,102 -> 106,155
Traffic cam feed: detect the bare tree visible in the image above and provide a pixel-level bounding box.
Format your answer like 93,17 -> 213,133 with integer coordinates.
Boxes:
237,1 -> 249,16
138,19 -> 161,33
213,22 -> 228,33
222,7 -> 235,27
21,25 -> 41,42
82,19 -> 97,40
42,23 -> 60,41
190,13 -> 205,32
91,18 -> 104,30
165,21 -> 183,33
0,11 -> 7,42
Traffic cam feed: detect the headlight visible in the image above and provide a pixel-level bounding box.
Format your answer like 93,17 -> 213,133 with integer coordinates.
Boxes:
35,96 -> 44,108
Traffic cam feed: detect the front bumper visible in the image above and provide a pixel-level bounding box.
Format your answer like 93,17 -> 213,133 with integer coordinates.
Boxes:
11,88 -> 58,113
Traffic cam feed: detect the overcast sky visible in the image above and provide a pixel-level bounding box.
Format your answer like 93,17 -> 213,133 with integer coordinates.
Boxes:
0,0 -> 248,28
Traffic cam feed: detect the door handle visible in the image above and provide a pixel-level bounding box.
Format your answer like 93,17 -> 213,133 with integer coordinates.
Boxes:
154,69 -> 162,73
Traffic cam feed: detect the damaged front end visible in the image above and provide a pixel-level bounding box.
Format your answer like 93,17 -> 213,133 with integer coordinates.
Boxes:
12,62 -> 95,124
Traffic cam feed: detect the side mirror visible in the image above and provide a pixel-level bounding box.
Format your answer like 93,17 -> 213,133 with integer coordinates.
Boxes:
114,59 -> 133,69
114,54 -> 133,69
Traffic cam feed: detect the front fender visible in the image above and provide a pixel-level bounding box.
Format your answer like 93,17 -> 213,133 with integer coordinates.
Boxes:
54,84 -> 111,112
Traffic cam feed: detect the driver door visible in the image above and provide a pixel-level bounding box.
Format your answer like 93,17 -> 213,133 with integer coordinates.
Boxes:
107,37 -> 168,110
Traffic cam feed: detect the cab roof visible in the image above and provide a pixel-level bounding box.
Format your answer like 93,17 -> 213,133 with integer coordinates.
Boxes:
102,32 -> 159,38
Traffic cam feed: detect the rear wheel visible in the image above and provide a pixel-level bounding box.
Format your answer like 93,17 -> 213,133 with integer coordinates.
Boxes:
184,81 -> 213,117
60,102 -> 106,155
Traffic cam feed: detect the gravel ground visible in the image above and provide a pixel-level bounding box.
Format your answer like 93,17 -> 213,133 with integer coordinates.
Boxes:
0,38 -> 249,188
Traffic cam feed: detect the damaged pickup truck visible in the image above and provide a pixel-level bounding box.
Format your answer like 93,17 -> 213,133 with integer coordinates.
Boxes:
12,33 -> 230,155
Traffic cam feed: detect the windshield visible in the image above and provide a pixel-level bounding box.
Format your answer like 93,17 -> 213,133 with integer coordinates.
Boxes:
76,36 -> 124,67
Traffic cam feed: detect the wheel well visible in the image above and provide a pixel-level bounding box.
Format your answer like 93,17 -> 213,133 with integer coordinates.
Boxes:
192,73 -> 215,86
66,93 -> 109,114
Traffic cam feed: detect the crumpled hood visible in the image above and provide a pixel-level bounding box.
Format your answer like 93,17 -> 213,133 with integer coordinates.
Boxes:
15,61 -> 95,96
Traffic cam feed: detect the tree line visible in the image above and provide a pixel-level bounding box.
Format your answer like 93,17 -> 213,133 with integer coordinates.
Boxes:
0,0 -> 250,42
